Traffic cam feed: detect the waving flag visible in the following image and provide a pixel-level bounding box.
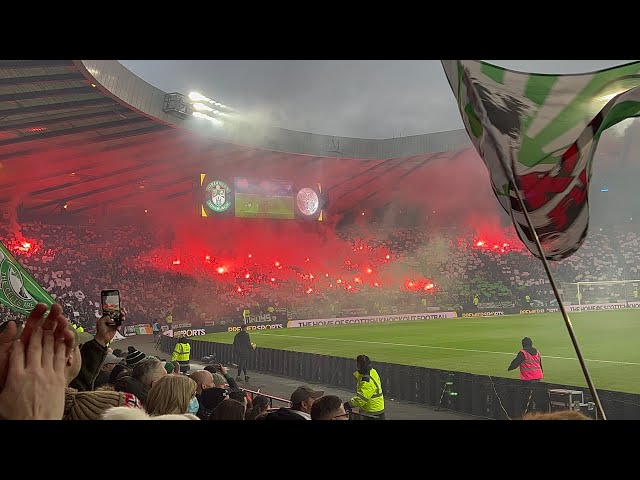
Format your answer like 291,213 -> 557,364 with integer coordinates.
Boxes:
442,60 -> 640,260
0,241 -> 54,315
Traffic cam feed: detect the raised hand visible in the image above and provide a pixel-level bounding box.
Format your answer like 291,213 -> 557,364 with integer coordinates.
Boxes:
0,303 -> 74,391
21,304 -> 75,357
0,326 -> 67,420
94,313 -> 122,347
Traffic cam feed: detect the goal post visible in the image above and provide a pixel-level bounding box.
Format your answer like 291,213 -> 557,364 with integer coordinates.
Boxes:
561,280 -> 640,307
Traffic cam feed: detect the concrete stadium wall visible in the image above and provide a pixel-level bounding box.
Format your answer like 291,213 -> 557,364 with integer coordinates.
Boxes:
78,60 -> 472,160
161,336 -> 640,420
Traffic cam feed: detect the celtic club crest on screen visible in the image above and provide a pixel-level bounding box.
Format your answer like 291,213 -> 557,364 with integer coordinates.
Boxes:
205,180 -> 231,213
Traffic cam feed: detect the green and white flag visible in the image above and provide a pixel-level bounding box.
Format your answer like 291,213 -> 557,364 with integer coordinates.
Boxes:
0,241 -> 54,316
442,60 -> 640,260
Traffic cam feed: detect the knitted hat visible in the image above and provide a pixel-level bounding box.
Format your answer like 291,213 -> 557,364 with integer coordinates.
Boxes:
64,387 -> 141,421
212,373 -> 227,386
125,346 -> 146,366
164,362 -> 175,374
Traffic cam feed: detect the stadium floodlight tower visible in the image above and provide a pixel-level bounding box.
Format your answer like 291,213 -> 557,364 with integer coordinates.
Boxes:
162,92 -> 192,119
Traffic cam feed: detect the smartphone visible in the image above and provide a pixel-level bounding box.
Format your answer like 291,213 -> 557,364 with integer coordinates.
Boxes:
101,289 -> 122,326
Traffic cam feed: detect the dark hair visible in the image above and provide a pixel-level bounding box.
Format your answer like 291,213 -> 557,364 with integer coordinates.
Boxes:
203,365 -> 218,375
356,355 -> 371,373
228,390 -> 247,404
240,324 -> 247,330
208,399 -> 245,420
311,395 -> 344,420
522,337 -> 533,347
109,364 -> 128,385
246,395 -> 270,420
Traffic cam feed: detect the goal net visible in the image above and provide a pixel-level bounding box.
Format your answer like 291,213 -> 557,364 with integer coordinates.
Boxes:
561,280 -> 640,307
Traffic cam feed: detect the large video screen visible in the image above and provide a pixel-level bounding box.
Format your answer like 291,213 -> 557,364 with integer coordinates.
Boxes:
199,173 -> 324,221
234,177 -> 295,219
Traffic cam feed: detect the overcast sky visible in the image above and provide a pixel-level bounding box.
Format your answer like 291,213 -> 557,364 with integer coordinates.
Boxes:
120,60 -> 635,139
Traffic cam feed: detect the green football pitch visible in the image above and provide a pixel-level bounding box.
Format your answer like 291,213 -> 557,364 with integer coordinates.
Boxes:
234,193 -> 294,219
200,310 -> 640,394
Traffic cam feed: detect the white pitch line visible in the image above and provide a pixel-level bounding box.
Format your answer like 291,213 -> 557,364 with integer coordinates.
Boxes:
254,332 -> 640,366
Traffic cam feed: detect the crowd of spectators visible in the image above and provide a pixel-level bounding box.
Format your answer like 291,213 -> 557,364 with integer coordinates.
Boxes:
2,221 -> 639,331
0,299 -> 361,420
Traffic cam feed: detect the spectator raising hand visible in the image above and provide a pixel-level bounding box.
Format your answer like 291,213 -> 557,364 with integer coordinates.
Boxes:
0,325 -> 67,420
94,313 -> 124,347
0,303 -> 75,390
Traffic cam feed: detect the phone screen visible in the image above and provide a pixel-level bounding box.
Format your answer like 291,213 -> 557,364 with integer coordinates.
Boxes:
101,289 -> 122,325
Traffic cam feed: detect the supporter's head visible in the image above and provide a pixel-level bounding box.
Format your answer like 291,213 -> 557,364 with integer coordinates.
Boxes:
125,346 -> 147,367
190,370 -> 215,395
146,374 -> 197,416
102,353 -> 121,372
311,395 -> 349,420
132,358 -> 167,390
290,386 -> 324,413
208,399 -> 245,420
103,407 -> 199,420
171,361 -> 181,375
228,390 -> 248,414
164,362 -> 175,374
251,395 -> 270,414
356,354 -> 371,373
522,337 -> 533,348
112,348 -> 126,358
246,395 -> 270,420
240,324 -> 247,331
211,372 -> 228,388
109,364 -> 128,385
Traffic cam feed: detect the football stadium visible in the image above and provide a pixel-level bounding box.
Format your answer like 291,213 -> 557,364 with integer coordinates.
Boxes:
1,60 -> 640,420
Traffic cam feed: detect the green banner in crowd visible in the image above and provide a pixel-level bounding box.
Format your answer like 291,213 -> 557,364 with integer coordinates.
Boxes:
0,241 -> 54,315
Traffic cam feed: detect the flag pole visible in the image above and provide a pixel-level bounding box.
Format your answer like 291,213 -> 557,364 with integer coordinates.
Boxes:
501,150 -> 607,420
453,62 -> 607,419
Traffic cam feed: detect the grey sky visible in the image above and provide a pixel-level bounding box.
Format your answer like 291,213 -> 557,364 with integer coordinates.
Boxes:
120,60 -> 635,139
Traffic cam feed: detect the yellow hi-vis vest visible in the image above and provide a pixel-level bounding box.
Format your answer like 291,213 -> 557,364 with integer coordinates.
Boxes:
243,309 -> 250,318
350,368 -> 384,415
172,342 -> 190,362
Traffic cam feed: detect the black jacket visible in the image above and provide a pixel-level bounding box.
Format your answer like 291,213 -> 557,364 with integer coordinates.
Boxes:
114,375 -> 149,406
197,373 -> 240,420
233,331 -> 253,355
69,339 -> 107,392
263,407 -> 306,421
508,346 -> 543,372
198,387 -> 228,419
93,370 -> 111,390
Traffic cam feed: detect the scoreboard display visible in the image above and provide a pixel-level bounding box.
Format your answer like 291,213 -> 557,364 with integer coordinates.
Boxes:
200,174 -> 325,221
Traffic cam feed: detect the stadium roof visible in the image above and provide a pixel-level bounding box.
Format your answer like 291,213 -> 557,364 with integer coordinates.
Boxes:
1,60 -> 624,220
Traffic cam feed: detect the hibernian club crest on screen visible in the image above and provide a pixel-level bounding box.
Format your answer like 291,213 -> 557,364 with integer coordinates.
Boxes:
0,249 -> 37,314
205,180 -> 231,213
